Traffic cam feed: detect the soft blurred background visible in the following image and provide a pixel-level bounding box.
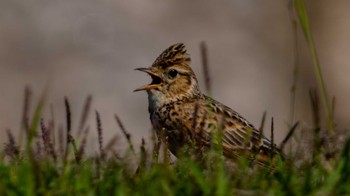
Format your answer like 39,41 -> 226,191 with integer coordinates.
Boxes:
0,0 -> 349,151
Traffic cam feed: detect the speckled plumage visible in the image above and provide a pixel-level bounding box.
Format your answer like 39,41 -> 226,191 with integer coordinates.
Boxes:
135,43 -> 280,166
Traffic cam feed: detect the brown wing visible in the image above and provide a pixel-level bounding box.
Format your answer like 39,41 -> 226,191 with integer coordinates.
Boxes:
178,95 -> 280,166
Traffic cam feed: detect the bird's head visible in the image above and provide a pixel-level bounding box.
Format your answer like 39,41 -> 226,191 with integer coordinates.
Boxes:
134,43 -> 200,105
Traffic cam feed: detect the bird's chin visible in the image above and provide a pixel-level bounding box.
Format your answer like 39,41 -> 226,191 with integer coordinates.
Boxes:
147,89 -> 167,109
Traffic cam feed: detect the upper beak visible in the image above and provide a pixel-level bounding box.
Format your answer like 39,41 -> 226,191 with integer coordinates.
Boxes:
134,67 -> 162,92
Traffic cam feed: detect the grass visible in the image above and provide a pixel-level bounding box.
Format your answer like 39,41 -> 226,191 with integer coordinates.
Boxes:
294,0 -> 334,132
1,0 -> 349,195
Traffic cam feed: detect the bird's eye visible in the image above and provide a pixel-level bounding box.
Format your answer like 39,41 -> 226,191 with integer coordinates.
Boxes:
168,69 -> 178,79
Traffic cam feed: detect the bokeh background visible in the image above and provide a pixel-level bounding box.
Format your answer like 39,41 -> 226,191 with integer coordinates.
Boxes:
0,0 -> 349,151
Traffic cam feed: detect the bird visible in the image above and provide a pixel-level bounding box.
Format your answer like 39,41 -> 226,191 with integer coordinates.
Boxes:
134,43 -> 281,166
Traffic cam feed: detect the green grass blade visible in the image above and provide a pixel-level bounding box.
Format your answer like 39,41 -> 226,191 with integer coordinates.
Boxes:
294,0 -> 334,132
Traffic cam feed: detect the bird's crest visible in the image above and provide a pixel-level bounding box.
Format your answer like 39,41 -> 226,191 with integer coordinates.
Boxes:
152,43 -> 191,68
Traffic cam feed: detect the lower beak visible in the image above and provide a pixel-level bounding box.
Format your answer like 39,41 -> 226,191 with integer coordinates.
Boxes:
134,68 -> 162,92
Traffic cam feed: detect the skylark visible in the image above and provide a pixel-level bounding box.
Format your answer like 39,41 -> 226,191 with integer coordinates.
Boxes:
135,43 -> 280,166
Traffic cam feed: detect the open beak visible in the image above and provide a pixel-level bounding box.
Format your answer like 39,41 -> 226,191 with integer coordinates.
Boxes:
134,67 -> 162,92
